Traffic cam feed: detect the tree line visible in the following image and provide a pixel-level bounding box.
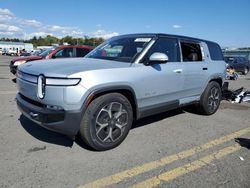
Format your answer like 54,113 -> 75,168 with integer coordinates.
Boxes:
0,35 -> 105,47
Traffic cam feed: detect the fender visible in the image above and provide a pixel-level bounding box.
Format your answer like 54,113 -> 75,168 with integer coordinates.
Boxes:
81,85 -> 139,120
204,73 -> 224,90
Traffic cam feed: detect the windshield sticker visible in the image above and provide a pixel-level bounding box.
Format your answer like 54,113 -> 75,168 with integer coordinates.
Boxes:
134,38 -> 151,42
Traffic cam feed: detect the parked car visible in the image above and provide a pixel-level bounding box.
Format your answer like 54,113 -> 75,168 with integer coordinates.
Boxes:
16,33 -> 226,151
7,49 -> 18,56
1,48 -> 8,55
10,45 -> 94,75
224,56 -> 249,75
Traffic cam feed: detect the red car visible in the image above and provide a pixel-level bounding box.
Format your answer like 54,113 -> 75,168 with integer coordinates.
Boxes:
10,45 -> 94,75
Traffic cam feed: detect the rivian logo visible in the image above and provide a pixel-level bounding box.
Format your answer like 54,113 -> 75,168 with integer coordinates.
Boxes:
37,75 -> 46,99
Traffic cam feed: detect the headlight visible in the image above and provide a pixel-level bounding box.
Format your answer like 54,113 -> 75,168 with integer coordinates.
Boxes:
13,60 -> 26,66
37,76 -> 81,99
46,78 -> 81,86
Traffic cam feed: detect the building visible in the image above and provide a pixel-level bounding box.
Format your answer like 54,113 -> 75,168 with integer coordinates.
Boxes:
223,48 -> 250,62
0,41 -> 33,53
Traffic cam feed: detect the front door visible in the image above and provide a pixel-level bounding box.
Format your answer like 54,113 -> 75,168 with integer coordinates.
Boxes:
134,37 -> 185,111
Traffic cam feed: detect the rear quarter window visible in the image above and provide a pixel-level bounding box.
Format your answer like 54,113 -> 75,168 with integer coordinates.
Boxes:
207,42 -> 223,61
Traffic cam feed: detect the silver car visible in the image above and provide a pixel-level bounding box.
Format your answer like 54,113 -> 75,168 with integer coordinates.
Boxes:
16,34 -> 226,150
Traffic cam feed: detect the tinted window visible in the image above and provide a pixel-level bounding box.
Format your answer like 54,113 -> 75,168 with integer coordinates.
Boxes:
239,57 -> 247,63
54,48 -> 73,58
207,42 -> 223,60
181,42 -> 202,62
76,48 -> 90,57
145,37 -> 180,62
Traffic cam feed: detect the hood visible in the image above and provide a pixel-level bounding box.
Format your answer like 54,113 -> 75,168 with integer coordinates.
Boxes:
12,55 -> 43,62
18,58 -> 132,77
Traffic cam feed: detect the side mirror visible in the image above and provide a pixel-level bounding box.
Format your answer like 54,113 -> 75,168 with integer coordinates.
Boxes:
146,52 -> 169,65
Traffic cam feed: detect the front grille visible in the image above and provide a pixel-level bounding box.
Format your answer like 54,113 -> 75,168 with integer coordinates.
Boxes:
20,93 -> 45,108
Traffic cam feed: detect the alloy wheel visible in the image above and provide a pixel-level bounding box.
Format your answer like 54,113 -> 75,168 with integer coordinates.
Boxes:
95,102 -> 128,143
208,87 -> 220,112
244,67 -> 248,75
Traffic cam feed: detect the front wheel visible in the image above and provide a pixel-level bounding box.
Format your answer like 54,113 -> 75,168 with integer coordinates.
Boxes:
80,93 -> 133,151
243,67 -> 249,75
197,81 -> 222,115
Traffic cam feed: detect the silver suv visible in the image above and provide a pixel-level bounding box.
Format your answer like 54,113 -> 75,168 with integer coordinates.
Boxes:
16,34 -> 226,150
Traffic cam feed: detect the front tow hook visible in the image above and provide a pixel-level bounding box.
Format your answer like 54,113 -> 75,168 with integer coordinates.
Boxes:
29,112 -> 39,120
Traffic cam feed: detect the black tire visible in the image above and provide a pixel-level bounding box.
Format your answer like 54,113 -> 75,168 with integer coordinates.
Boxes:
242,67 -> 249,75
80,93 -> 133,151
197,81 -> 222,115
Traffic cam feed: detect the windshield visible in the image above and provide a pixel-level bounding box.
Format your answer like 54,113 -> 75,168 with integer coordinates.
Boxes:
86,36 -> 153,63
39,48 -> 54,57
31,51 -> 42,56
224,57 -> 234,63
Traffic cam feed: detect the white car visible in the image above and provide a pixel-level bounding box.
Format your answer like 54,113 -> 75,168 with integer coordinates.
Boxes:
7,49 -> 18,56
16,33 -> 226,151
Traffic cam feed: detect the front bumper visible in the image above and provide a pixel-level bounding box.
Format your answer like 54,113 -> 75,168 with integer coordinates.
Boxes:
16,93 -> 82,138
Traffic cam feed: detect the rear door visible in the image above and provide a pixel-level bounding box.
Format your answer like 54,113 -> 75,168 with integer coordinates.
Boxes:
180,41 -> 209,98
238,57 -> 246,72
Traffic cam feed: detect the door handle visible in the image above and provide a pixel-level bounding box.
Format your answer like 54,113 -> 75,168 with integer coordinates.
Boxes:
202,67 -> 208,70
173,69 -> 182,73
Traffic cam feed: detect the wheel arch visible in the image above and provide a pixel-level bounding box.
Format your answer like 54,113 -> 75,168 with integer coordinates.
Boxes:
209,77 -> 223,87
85,86 -> 139,120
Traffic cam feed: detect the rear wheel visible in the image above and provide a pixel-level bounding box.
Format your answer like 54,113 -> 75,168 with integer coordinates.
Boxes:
197,81 -> 222,115
80,93 -> 133,151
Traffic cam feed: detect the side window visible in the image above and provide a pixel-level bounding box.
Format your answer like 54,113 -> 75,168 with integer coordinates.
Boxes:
181,42 -> 202,62
239,57 -> 246,63
238,57 -> 242,63
146,38 -> 180,62
207,42 -> 223,61
76,48 -> 90,57
54,48 -> 73,58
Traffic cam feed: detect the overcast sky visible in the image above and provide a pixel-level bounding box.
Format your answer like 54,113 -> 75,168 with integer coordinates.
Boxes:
0,0 -> 250,47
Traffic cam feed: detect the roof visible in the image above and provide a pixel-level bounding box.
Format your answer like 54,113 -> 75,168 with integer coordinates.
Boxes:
113,33 -> 216,44
54,45 -> 94,50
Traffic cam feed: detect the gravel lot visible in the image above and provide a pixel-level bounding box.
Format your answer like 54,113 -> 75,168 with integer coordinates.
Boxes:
0,55 -> 250,188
